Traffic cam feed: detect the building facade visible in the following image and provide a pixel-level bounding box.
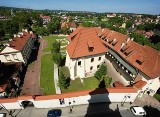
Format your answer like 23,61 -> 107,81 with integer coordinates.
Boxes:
65,26 -> 160,96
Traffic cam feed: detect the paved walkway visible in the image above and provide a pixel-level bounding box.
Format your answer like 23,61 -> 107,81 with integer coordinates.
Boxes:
20,39 -> 45,96
134,94 -> 160,108
54,64 -> 61,94
0,102 -> 136,117
104,59 -> 129,86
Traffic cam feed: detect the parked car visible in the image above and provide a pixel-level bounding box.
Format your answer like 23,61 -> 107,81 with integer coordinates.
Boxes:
130,106 -> 146,116
47,109 -> 61,117
0,113 -> 6,117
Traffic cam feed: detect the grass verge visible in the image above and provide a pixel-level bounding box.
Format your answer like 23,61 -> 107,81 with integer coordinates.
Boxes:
40,54 -> 55,95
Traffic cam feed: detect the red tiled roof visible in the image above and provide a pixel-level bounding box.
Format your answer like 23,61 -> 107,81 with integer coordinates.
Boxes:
100,28 -> 160,79
8,32 -> 31,51
70,21 -> 77,28
0,97 -> 17,103
0,83 -> 8,92
66,27 -> 107,58
40,15 -> 51,19
133,80 -> 147,90
18,96 -> 34,100
61,21 -> 68,28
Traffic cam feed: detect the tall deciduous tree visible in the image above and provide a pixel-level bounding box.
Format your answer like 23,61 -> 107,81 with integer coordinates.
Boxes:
51,40 -> 62,66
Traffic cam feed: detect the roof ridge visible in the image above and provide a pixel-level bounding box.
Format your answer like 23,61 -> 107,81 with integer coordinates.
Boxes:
71,32 -> 81,57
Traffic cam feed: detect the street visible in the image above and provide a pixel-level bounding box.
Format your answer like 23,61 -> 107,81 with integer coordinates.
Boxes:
0,103 -> 147,117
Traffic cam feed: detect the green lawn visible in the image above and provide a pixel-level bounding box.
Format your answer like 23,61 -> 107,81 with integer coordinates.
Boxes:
40,54 -> 55,95
43,35 -> 67,52
62,77 -> 100,93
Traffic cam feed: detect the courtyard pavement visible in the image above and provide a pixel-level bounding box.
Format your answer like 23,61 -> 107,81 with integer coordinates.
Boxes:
20,39 -> 48,96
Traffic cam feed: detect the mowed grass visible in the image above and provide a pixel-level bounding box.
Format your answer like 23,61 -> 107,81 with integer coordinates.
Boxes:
62,77 -> 99,93
40,54 -> 55,95
43,35 -> 67,52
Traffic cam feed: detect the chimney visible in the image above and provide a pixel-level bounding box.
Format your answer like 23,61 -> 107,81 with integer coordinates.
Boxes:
121,43 -> 125,48
17,34 -> 20,37
126,38 -> 130,42
14,34 -> 17,37
131,38 -> 134,41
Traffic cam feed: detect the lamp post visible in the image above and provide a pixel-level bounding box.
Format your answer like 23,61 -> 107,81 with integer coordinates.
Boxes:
0,104 -> 14,117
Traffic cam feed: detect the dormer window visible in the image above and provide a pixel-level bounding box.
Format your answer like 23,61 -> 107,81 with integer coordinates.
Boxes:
4,55 -> 11,61
89,47 -> 94,52
112,38 -> 118,46
88,39 -> 94,52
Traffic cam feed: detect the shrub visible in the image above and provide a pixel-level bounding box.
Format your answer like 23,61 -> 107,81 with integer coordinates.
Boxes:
58,70 -> 69,89
154,94 -> 160,101
94,63 -> 107,81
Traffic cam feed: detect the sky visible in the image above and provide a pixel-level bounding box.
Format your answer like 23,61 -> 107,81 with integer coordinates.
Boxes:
0,0 -> 160,15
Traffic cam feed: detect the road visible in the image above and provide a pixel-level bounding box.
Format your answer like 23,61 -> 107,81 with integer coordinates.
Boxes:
0,103 -> 148,117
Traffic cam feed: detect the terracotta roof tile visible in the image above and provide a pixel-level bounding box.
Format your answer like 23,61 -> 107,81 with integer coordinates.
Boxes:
66,27 -> 107,58
133,80 -> 147,90
100,28 -> 160,79
8,32 -> 31,51
0,97 -> 17,103
70,21 -> 77,28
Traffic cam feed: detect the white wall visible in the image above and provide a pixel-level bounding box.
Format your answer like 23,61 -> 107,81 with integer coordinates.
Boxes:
0,47 -> 18,53
31,92 -> 138,108
1,102 -> 23,110
66,53 -> 106,79
140,71 -> 160,96
0,52 -> 24,63
84,54 -> 105,74
1,90 -> 138,109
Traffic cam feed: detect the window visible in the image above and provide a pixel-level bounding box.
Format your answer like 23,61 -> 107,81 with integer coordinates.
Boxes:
97,65 -> 100,69
136,60 -> 142,65
98,57 -> 101,61
78,61 -> 81,66
89,47 -> 94,52
12,54 -> 19,60
4,55 -> 11,61
91,58 -> 94,62
90,66 -> 93,70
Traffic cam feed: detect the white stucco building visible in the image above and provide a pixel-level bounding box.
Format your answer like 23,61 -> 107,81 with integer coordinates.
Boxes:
0,30 -> 36,65
65,26 -> 107,80
65,26 -> 160,96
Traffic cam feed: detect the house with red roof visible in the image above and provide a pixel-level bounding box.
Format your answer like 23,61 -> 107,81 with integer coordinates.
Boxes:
0,29 -> 37,98
66,26 -> 160,96
69,21 -> 77,33
0,29 -> 36,66
40,15 -> 51,26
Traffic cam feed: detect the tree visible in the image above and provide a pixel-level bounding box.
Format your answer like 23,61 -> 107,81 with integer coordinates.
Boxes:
94,63 -> 107,81
126,21 -> 132,28
0,28 -> 5,39
60,27 -> 68,35
51,40 -> 62,66
137,24 -> 145,30
51,40 -> 61,54
58,70 -> 68,89
102,75 -> 112,88
52,53 -> 62,67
